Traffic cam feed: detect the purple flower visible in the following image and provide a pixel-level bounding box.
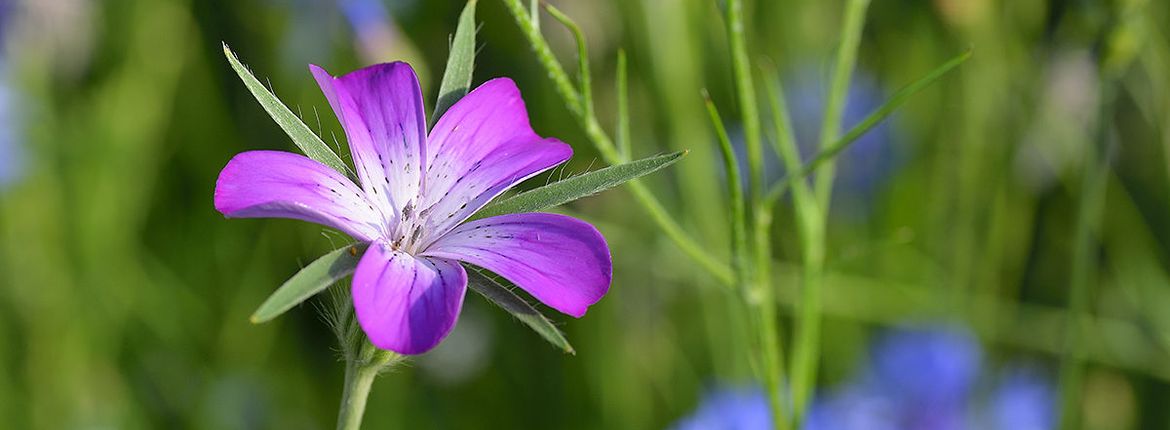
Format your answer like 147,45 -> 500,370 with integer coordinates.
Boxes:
215,62 -> 612,354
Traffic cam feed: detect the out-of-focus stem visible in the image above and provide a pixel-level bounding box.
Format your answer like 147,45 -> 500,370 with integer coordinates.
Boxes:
709,86 -> 789,430
791,0 -> 869,423
812,0 -> 868,208
543,4 -> 593,117
704,93 -> 747,286
763,70 -> 816,430
1057,81 -> 1112,430
753,202 -> 789,430
725,0 -> 763,202
616,50 -> 631,162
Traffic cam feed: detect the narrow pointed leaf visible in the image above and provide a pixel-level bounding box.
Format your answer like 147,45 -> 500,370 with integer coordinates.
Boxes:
431,0 -> 478,125
223,43 -> 352,177
465,265 -> 574,354
251,244 -> 367,323
470,151 -> 686,221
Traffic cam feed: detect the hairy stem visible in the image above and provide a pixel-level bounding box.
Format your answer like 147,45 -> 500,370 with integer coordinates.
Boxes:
336,341 -> 399,430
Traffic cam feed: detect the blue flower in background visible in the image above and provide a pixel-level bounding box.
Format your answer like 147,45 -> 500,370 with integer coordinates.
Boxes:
671,386 -> 772,430
0,0 -> 23,191
0,70 -> 19,190
990,367 -> 1056,430
807,325 -> 980,430
806,325 -> 1055,430
869,325 -> 982,407
672,325 -> 1055,430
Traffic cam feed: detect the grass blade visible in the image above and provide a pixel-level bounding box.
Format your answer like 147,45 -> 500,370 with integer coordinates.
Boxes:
223,43 -> 352,177
470,151 -> 686,221
431,0 -> 478,125
616,49 -> 631,161
701,91 -> 748,286
465,265 -> 574,354
251,244 -> 366,323
544,3 -> 593,116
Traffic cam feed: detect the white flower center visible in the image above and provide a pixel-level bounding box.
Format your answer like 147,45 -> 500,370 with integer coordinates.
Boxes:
389,200 -> 426,254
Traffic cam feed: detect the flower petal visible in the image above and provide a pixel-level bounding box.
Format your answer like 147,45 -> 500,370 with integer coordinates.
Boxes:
418,78 -> 571,243
352,242 -> 467,354
214,150 -> 383,242
423,213 -> 611,318
311,62 -> 427,228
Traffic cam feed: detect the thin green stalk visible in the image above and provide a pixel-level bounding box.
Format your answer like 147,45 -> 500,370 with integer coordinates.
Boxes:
616,49 -> 632,162
765,69 -> 822,430
544,3 -> 593,117
502,0 -> 734,285
703,91 -> 748,284
761,67 -> 815,206
761,57 -> 972,419
336,340 -> 400,430
812,0 -> 870,207
725,0 -> 763,202
792,0 -> 870,423
752,202 -> 790,430
709,91 -> 788,430
762,65 -> 816,430
1057,81 -> 1113,430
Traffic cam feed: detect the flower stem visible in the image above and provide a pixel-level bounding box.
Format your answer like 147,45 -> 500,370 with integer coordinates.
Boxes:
725,0 -> 763,204
790,0 -> 869,424
336,341 -> 399,430
753,204 -> 789,430
1057,78 -> 1113,430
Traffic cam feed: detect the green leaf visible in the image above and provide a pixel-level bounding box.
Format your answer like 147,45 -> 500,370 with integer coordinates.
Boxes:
431,0 -> 478,126
251,244 -> 366,323
464,265 -> 574,354
223,43 -> 352,177
470,151 -> 687,221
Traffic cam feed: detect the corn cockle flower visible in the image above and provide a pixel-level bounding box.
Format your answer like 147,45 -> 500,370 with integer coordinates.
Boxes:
214,62 -> 612,354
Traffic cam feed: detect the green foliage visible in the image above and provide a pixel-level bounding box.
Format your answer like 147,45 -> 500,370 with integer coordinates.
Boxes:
223,43 -> 352,177
431,0 -> 478,125
470,151 -> 687,221
5,0 -> 1170,429
465,266 -> 575,354
251,244 -> 366,323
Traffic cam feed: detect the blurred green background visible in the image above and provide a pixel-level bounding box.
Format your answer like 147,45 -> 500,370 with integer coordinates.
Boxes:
1,0 -> 1169,428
